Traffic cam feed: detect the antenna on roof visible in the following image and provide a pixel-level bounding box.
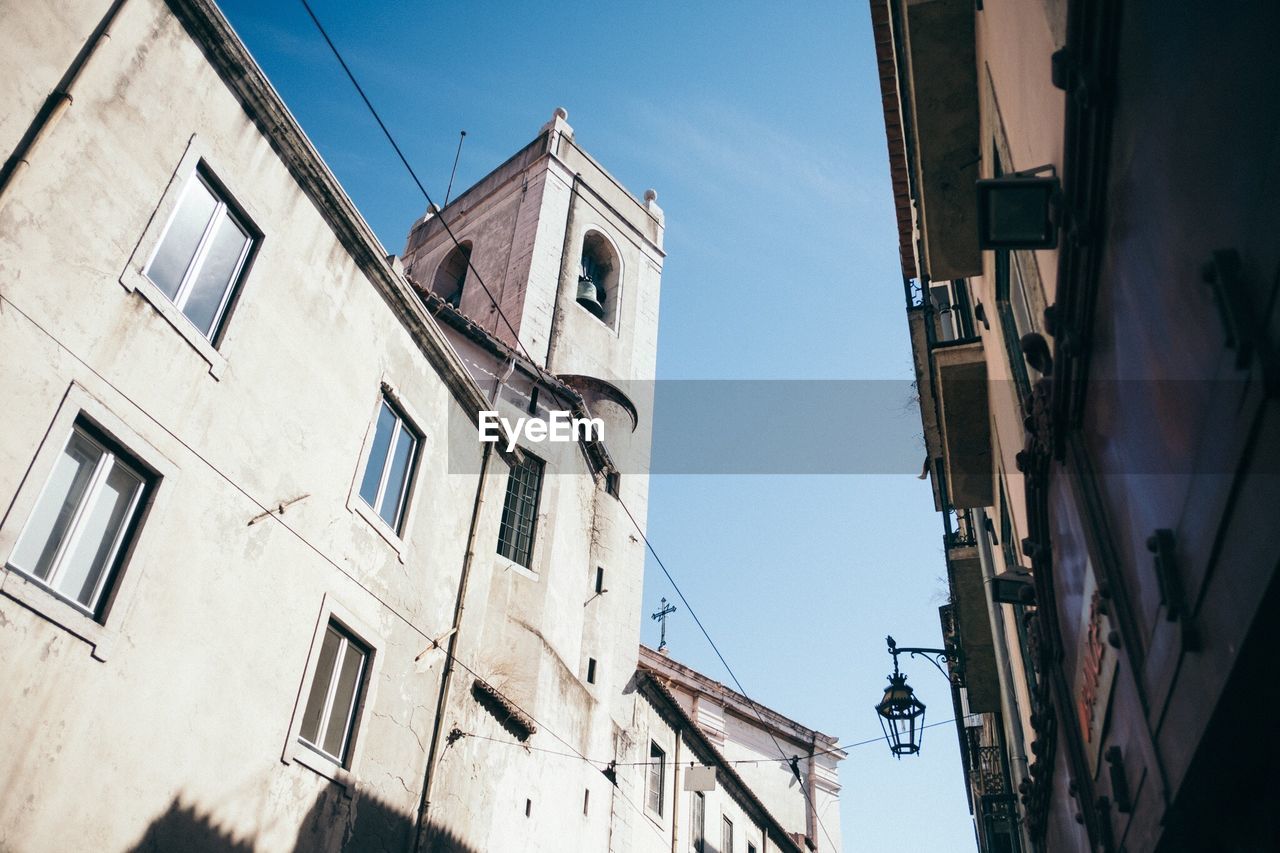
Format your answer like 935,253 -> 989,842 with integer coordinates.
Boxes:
443,130 -> 466,208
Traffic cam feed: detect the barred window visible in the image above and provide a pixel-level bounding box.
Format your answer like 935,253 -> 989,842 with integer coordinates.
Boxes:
497,453 -> 543,568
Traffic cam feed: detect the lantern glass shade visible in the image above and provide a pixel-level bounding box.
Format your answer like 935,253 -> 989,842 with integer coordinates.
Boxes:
876,673 -> 926,757
976,176 -> 1060,249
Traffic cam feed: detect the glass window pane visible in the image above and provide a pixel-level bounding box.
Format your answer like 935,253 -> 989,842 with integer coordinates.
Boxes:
183,212 -> 249,337
1011,262 -> 1035,336
378,423 -> 416,529
322,639 -> 366,760
359,403 -> 397,508
146,179 -> 217,300
990,184 -> 1051,243
57,457 -> 142,609
9,432 -> 101,580
647,743 -> 664,813
299,626 -> 341,746
693,793 -> 705,851
497,455 -> 542,567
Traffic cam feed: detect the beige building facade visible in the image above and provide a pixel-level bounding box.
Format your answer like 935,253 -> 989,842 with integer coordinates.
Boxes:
871,0 -> 1280,851
0,0 -> 500,849
0,0 -> 677,851
0,2 -> 849,851
636,647 -> 843,853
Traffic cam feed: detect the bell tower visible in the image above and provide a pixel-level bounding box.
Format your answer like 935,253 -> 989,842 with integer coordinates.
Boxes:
401,107 -> 665,387
400,112 -> 667,852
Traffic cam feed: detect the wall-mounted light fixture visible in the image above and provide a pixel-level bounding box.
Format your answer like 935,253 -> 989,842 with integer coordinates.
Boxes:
976,164 -> 1061,249
989,569 -> 1036,605
874,635 -> 964,758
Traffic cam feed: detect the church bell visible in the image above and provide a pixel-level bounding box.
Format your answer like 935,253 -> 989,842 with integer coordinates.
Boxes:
576,275 -> 605,318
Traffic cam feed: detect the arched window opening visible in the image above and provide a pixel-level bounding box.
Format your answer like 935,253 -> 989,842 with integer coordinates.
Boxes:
434,242 -> 472,309
577,232 -> 618,325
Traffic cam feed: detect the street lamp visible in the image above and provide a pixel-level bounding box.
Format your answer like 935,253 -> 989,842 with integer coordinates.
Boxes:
874,635 -> 963,758
876,669 -> 925,757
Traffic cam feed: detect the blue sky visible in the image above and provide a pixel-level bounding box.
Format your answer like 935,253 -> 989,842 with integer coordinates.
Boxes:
217,1 -> 976,848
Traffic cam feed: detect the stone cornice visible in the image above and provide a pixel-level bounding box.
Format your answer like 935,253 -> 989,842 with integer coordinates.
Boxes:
638,645 -> 844,759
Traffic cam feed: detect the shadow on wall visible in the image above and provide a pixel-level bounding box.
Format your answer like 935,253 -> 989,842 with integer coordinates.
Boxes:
126,791 -> 481,853
124,800 -> 254,853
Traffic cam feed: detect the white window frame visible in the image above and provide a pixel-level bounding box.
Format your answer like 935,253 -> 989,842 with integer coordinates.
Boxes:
143,171 -> 254,338
346,381 -> 428,561
297,622 -> 368,766
282,594 -> 384,793
119,135 -> 263,379
0,383 -> 174,661
358,399 -> 418,532
7,425 -> 147,616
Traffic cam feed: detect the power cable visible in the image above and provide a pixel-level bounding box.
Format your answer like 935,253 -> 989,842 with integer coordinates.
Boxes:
439,647 -> 670,847
457,717 -> 958,768
295,4 -> 846,847
297,0 -> 539,369
617,498 -> 840,852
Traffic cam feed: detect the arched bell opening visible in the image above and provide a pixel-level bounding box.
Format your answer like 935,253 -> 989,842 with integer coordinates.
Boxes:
434,241 -> 472,309
577,231 -> 619,326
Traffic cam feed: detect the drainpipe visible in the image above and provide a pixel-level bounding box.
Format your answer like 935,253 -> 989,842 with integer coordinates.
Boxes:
414,440 -> 494,852
670,733 -> 682,853
0,0 -> 129,210
975,508 -> 1033,853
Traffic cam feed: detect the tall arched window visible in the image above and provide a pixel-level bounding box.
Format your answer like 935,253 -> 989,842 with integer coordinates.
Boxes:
433,242 -> 471,309
577,232 -> 619,325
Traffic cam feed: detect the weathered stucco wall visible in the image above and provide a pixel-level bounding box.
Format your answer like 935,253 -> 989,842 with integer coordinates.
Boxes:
610,685 -> 774,853
0,0 -> 488,849
0,1 -> 678,851
402,110 -> 666,850
640,648 -> 844,852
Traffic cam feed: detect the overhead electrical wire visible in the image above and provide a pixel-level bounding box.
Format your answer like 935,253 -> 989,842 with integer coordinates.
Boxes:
618,500 -> 840,851
295,4 -> 896,849
457,717 -> 959,769
434,640 -> 670,847
298,0 -> 539,370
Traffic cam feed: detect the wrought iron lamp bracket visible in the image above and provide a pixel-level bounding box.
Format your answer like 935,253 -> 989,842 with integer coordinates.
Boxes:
885,635 -> 965,686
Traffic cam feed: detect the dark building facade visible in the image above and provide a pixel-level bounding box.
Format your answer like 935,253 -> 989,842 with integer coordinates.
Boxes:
870,0 -> 1280,850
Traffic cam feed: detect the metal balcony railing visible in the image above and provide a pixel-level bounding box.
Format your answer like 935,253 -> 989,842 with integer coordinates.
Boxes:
945,505 -> 979,549
973,744 -> 1008,796
905,277 -> 980,347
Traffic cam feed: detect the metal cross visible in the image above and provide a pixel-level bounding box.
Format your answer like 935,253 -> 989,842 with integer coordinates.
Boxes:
651,597 -> 677,652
